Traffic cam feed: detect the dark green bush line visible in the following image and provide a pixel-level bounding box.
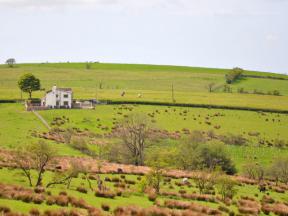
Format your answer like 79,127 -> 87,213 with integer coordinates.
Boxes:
1,99 -> 287,114
0,99 -> 23,103
242,74 -> 288,81
105,100 -> 288,114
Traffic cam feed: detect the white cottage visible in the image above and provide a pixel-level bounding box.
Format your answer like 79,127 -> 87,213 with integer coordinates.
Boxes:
42,86 -> 73,108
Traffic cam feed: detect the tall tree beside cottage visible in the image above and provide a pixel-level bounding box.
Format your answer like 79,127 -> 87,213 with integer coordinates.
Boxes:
18,73 -> 41,99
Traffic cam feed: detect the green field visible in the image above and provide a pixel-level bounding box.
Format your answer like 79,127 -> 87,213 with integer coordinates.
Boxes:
0,63 -> 288,110
1,103 -> 287,172
1,63 -> 288,215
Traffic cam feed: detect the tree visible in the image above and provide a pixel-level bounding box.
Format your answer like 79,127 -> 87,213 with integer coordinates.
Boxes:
145,168 -> 163,194
86,62 -> 91,70
206,83 -> 216,93
177,131 -> 236,174
115,113 -> 153,166
225,67 -> 244,84
13,148 -> 33,186
46,161 -> 82,188
30,141 -> 56,187
216,176 -> 237,201
243,163 -> 265,183
194,170 -> 219,194
14,141 -> 56,187
18,73 -> 41,98
6,58 -> 16,67
268,157 -> 288,184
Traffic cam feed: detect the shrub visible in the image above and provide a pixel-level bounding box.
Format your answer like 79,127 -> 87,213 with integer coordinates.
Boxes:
148,192 -> 157,202
179,189 -> 187,194
0,206 -> 11,214
104,177 -> 111,182
125,179 -> 136,185
46,196 -> 56,205
32,195 -> 45,204
273,90 -> 281,96
101,203 -> 110,211
55,195 -> 69,206
34,187 -> 45,194
87,207 -> 102,216
220,134 -> 247,146
164,200 -> 190,209
225,67 -> 243,84
70,198 -> 89,209
95,190 -> 116,199
29,208 -> 40,216
59,191 -> 67,196
111,177 -> 121,182
76,186 -> 88,194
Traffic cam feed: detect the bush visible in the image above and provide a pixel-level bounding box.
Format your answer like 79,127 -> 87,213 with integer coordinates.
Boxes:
273,90 -> 281,96
220,134 -> 247,146
29,208 -> 40,216
32,195 -> 45,204
55,195 -> 69,206
225,67 -> 243,84
76,186 -> 88,194
0,206 -> 11,214
46,196 -> 56,205
87,207 -> 102,216
101,203 -> 110,211
34,187 -> 45,194
95,190 -> 116,199
148,192 -> 157,202
59,191 -> 67,196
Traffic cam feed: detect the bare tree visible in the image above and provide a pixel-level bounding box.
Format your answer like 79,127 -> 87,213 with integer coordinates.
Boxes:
13,148 -> 33,186
243,163 -> 265,183
193,171 -> 219,194
6,58 -> 16,67
14,141 -> 56,187
206,82 -> 216,93
268,157 -> 288,184
216,176 -> 237,201
31,141 -> 56,187
116,113 -> 153,166
46,161 -> 82,188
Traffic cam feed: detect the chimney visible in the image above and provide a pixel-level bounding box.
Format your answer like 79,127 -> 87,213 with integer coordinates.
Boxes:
52,85 -> 57,93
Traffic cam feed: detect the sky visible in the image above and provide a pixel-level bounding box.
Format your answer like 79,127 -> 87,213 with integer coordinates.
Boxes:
0,0 -> 287,74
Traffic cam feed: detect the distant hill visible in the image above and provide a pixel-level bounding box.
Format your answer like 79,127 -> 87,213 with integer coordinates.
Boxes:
0,62 -> 287,110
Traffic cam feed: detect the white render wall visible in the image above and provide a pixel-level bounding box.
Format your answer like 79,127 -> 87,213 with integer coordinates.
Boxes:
43,87 -> 72,108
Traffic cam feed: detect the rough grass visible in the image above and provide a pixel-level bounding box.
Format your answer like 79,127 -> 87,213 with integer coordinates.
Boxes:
1,103 -> 287,171
0,167 -> 287,215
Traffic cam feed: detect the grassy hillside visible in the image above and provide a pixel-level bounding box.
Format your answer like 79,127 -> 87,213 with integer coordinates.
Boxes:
0,63 -> 287,110
1,63 -> 288,215
1,103 -> 287,172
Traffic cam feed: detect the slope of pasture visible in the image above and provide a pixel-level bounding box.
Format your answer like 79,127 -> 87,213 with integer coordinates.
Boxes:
38,104 -> 288,170
0,103 -> 83,156
0,63 -> 287,110
0,167 -> 287,214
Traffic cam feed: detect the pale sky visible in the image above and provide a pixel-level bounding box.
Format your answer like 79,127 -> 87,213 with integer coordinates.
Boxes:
0,0 -> 287,73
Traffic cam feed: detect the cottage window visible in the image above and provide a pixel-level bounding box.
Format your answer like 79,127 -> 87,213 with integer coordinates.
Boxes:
64,94 -> 69,98
64,101 -> 69,106
56,94 -> 58,98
